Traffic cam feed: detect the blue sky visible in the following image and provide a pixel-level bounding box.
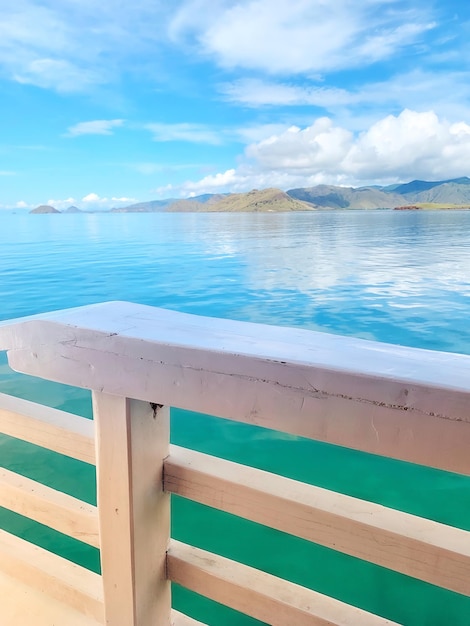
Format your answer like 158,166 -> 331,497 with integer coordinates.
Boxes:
1,0 -> 470,210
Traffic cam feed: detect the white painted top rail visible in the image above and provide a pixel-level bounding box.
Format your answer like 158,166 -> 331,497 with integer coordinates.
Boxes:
1,300 -> 470,474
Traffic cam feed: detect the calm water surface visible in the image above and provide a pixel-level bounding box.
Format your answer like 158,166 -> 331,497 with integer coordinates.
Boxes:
1,210 -> 470,625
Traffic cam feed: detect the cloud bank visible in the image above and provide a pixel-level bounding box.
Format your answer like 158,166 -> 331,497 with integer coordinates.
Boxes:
160,110 -> 470,195
0,1 -> 439,93
46,194 -> 138,210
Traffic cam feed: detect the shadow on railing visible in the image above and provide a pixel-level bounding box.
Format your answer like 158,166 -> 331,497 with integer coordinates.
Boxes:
0,301 -> 469,625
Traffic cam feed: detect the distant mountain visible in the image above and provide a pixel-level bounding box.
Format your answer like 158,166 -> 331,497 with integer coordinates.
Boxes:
188,193 -> 230,204
41,176 -> 470,214
288,178 -> 470,209
64,205 -> 83,213
394,177 -> 470,195
110,199 -> 176,212
201,188 -> 315,212
394,180 -> 446,195
30,205 -> 60,214
404,181 -> 470,205
165,193 -> 229,212
114,189 -> 314,212
287,185 -> 404,209
164,198 -> 206,212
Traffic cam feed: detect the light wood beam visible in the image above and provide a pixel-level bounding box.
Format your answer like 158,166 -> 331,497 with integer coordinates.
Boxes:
93,393 -> 171,625
165,445 -> 470,596
167,540 -> 399,626
0,467 -> 99,548
0,392 -> 95,465
0,529 -> 104,623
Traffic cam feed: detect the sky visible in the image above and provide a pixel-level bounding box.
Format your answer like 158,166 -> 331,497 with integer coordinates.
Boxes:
1,0 -> 470,210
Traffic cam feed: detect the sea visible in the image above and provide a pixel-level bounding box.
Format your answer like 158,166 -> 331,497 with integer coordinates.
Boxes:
1,209 -> 470,625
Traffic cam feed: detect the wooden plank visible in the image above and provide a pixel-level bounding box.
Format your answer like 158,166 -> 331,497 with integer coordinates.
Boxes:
172,609 -> 207,625
167,540 -> 399,626
0,392 -> 95,465
165,446 -> 470,596
0,569 -> 103,626
1,302 -> 470,474
0,467 -> 99,548
0,529 -> 104,623
93,393 -> 171,625
0,570 -> 201,626
0,570 -> 103,626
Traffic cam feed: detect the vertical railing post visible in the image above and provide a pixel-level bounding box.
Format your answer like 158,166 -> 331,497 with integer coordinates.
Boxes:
92,392 -> 171,625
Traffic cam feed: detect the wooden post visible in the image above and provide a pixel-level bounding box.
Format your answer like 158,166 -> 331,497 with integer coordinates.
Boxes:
92,392 -> 171,625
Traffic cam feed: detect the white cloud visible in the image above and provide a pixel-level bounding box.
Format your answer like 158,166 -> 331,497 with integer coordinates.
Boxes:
143,122 -> 290,147
360,70 -> 470,123
0,199 -> 37,210
0,4 -> 70,64
145,123 -> 222,144
234,123 -> 293,143
173,0 -> 435,74
81,193 -> 138,208
165,110 -> 470,195
220,79 -> 352,108
220,70 -> 470,126
82,193 -> 101,203
157,167 -> 340,197
14,58 -> 103,93
0,0 -> 169,92
0,3 -> 103,92
65,119 -> 125,137
355,20 -> 436,63
44,194 -> 137,210
246,119 -> 352,171
344,110 -> 470,179
0,0 -> 449,97
47,197 -> 77,210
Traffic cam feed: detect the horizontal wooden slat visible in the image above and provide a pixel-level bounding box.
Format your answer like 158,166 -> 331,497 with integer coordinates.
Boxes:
0,392 -> 95,465
0,569 -> 103,626
0,468 -> 99,548
165,445 -> 470,596
172,609 -> 207,625
167,540 -> 398,626
0,529 -> 104,623
2,303 -> 470,473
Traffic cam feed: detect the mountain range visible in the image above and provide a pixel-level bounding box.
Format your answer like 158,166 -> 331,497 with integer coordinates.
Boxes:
118,176 -> 470,212
30,177 -> 470,213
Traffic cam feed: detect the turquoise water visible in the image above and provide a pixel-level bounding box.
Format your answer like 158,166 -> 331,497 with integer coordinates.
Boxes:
1,210 -> 470,624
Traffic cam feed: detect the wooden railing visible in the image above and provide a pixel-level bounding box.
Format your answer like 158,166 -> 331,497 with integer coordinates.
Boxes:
0,301 -> 469,625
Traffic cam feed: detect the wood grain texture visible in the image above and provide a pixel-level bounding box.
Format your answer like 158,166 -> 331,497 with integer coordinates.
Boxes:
93,393 -> 171,626
165,445 -> 470,595
167,540 -> 399,626
0,392 -> 95,465
0,467 -> 99,548
0,569 -> 104,626
1,302 -> 469,473
0,569 -> 206,626
0,529 -> 104,623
